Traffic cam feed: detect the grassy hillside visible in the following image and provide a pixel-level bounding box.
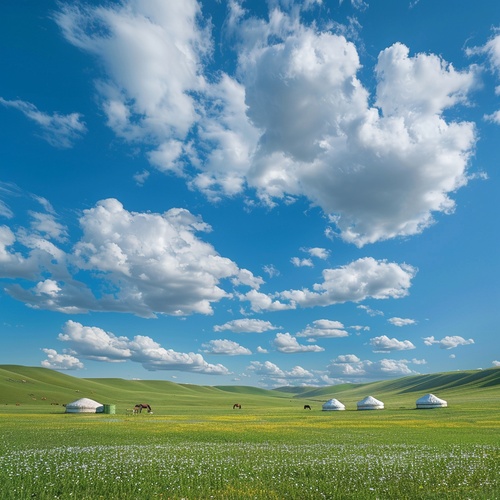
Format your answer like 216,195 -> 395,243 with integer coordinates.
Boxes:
1,364 -> 499,413
0,365 -> 288,412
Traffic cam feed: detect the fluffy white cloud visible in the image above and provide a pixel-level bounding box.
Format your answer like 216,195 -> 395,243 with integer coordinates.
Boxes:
55,0 -> 209,143
214,318 -> 280,333
327,354 -> 419,380
200,339 -> 252,355
247,360 -> 315,386
56,320 -> 229,374
290,257 -> 313,267
4,198 -> 260,317
41,348 -> 84,370
306,247 -> 329,259
423,335 -> 475,349
388,317 -> 416,327
55,2 -> 479,246
272,332 -> 324,353
244,257 -> 416,312
297,319 -> 349,338
0,98 -> 86,148
369,335 -> 416,352
58,320 -> 132,361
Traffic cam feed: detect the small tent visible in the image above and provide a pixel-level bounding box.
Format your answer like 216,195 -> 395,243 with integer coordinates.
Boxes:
65,397 -> 104,413
357,395 -> 384,410
416,393 -> 447,409
322,398 -> 345,411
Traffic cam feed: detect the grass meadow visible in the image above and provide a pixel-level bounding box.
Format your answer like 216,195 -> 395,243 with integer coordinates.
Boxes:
1,365 -> 499,499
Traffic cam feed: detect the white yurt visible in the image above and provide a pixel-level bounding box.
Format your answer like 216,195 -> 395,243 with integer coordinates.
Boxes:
357,395 -> 384,410
322,398 -> 346,411
65,397 -> 104,413
416,393 -> 447,409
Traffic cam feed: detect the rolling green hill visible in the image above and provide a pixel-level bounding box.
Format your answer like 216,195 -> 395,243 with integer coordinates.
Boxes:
1,364 -> 499,412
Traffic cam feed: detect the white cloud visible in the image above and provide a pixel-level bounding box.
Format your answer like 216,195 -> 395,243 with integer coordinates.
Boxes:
273,332 -> 324,353
411,358 -> 427,365
493,360 -> 500,367
41,348 -> 84,370
256,346 -> 268,353
214,318 -> 280,333
263,264 -> 280,278
55,2 -> 479,246
369,335 -> 416,352
28,212 -> 68,242
55,1 -> 210,143
291,257 -> 313,267
423,335 -> 475,349
247,360 -> 315,386
200,339 -> 252,355
358,304 -> 384,317
0,98 -> 86,148
4,198 -> 261,317
241,289 -> 295,313
243,257 -> 415,313
297,319 -> 349,338
484,109 -> 500,124
278,257 -> 416,309
306,247 -> 329,259
327,354 -> 419,380
388,317 -> 416,327
57,320 -> 229,375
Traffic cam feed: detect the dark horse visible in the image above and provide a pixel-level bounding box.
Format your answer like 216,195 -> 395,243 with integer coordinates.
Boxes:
134,403 -> 152,413
233,403 -> 242,409
304,404 -> 311,410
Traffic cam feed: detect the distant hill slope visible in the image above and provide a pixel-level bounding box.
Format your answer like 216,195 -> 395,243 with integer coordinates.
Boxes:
1,365 -> 499,410
276,367 -> 500,399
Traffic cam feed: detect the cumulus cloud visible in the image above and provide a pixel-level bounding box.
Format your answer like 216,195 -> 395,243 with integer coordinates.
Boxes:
369,335 -> 416,352
247,360 -> 315,386
200,339 -> 252,355
214,318 -> 280,333
55,1 -> 479,246
388,317 -> 416,327
423,335 -> 475,349
0,98 -> 86,148
272,332 -> 324,353
291,257 -> 313,267
244,257 -> 416,312
56,320 -> 229,374
327,354 -> 419,380
3,198 -> 261,317
306,247 -> 330,259
41,348 -> 84,370
297,319 -> 349,338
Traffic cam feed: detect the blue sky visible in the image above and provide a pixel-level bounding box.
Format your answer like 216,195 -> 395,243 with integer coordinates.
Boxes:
1,0 -> 499,387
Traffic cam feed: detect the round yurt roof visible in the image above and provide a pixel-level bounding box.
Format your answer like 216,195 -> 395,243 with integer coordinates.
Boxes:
65,397 -> 104,413
416,393 -> 447,409
357,395 -> 384,410
322,398 -> 346,411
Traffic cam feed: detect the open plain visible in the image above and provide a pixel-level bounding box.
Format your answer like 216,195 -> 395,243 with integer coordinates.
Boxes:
1,365 -> 499,499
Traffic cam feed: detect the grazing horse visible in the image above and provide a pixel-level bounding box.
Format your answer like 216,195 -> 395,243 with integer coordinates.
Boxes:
233,403 -> 242,409
134,403 -> 152,413
304,404 -> 311,410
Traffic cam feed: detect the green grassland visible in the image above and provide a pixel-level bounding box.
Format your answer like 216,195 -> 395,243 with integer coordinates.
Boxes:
1,365 -> 499,499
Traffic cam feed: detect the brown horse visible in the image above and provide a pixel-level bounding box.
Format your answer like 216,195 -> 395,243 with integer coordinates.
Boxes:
134,403 -> 152,413
233,403 -> 242,409
304,404 -> 311,410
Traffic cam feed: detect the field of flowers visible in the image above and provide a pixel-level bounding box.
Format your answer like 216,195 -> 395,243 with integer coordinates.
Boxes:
1,407 -> 499,499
